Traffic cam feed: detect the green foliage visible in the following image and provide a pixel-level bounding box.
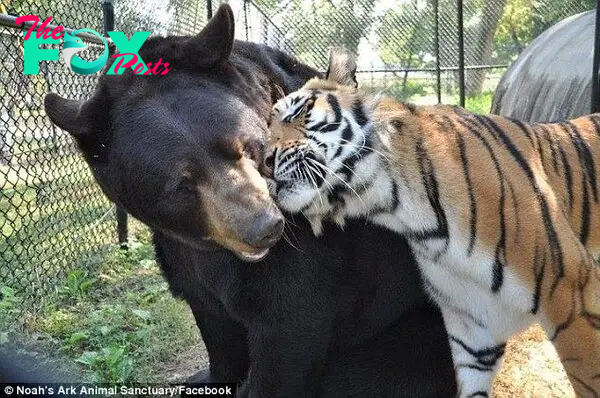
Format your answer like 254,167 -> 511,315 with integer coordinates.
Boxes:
58,270 -> 97,301
0,152 -> 115,309
76,345 -> 133,384
531,0 -> 595,33
0,286 -> 19,313
466,91 -> 494,114
259,0 -> 376,68
493,0 -> 595,64
368,78 -> 430,102
377,0 -> 434,70
0,286 -> 21,335
259,0 -> 592,95
40,308 -> 77,337
494,0 -> 535,62
18,224 -> 198,383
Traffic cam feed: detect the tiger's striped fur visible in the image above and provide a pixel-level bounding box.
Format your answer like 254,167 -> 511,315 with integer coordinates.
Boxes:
267,51 -> 600,397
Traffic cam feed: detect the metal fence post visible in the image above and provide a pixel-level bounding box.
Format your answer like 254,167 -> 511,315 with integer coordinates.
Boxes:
457,0 -> 466,107
434,0 -> 442,104
102,0 -> 114,35
0,5 -> 14,166
244,0 -> 250,41
116,207 -> 128,248
592,0 -> 600,113
207,0 -> 213,19
102,0 -> 128,248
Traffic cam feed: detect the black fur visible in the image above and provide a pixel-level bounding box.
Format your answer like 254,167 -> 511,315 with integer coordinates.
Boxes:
156,216 -> 456,397
43,5 -> 456,396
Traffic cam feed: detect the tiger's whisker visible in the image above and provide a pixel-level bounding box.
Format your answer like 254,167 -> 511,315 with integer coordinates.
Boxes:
305,160 -> 335,195
306,158 -> 364,205
301,160 -> 325,207
338,138 -> 390,162
281,227 -> 303,253
334,161 -> 369,192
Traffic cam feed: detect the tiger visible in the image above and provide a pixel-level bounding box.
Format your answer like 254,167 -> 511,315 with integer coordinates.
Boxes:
265,49 -> 600,397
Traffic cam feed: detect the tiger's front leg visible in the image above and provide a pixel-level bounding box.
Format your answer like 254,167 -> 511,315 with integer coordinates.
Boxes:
441,307 -> 505,398
537,210 -> 600,397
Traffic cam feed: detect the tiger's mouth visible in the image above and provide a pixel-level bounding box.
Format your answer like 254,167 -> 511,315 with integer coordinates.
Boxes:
271,146 -> 327,186
261,148 -> 276,179
265,146 -> 329,214
261,148 -> 277,199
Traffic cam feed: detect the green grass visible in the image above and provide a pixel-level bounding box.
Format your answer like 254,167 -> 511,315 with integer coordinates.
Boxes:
360,74 -> 498,114
465,91 -> 494,114
1,222 -> 198,383
1,142 -> 198,383
364,78 -> 432,103
1,152 -> 116,301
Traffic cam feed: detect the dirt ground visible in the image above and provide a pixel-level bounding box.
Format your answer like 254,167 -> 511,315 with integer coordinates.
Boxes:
493,324 -> 574,397
162,321 -> 574,396
159,342 -> 209,383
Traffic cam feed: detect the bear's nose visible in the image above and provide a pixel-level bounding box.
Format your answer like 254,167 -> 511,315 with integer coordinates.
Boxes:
244,206 -> 284,249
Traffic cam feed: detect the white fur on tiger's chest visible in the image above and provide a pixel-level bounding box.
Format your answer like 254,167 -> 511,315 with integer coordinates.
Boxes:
304,150 -> 542,340
367,182 -> 537,339
424,256 -> 536,339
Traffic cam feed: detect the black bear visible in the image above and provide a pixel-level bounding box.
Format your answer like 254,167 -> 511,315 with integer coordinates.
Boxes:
44,5 -> 456,397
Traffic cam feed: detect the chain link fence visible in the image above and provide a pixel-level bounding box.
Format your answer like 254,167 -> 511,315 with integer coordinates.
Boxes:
241,0 -> 594,108
1,0 -> 110,310
0,0 -> 595,315
0,0 -> 209,314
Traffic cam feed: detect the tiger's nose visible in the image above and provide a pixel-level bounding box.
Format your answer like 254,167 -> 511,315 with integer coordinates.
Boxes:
261,149 -> 277,179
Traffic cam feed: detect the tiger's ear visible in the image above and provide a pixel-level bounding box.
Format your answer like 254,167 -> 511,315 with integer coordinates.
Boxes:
325,48 -> 358,88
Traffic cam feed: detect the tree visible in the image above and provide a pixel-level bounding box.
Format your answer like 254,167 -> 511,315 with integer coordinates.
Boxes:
257,0 -> 376,69
464,0 -> 509,95
377,2 -> 434,69
376,1 -> 435,94
494,0 -> 595,65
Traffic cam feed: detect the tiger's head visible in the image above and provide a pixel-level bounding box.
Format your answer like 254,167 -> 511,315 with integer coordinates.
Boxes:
265,49 -> 385,234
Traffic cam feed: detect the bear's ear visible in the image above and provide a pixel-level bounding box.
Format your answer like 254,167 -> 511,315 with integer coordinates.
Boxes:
44,86 -> 110,138
44,93 -> 85,136
188,4 -> 235,67
325,47 -> 358,88
44,86 -> 112,163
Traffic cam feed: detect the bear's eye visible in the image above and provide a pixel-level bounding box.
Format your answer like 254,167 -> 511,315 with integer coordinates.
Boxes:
244,140 -> 263,163
216,139 -> 243,161
267,112 -> 274,127
176,180 -> 196,197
